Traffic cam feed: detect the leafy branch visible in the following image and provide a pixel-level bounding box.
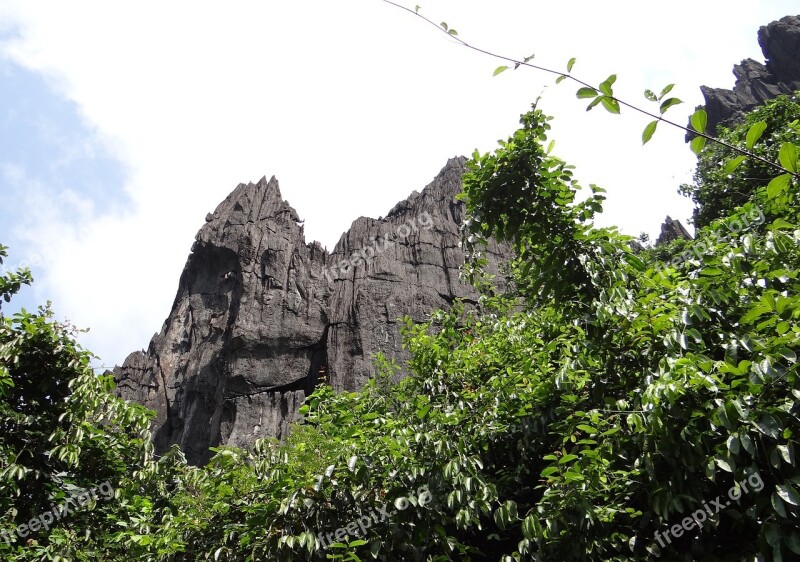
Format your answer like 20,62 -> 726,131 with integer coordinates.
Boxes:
382,1 -> 800,182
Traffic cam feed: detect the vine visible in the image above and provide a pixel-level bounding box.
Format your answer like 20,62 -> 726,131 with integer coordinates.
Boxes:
382,1 -> 800,183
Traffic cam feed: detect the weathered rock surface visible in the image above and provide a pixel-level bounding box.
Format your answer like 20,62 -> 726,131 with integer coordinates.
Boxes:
114,157 -> 509,464
656,216 -> 692,246
696,15 -> 800,136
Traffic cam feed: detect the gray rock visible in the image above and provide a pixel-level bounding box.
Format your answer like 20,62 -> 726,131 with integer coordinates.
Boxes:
114,157 -> 510,465
655,216 -> 692,246
692,15 -> 800,137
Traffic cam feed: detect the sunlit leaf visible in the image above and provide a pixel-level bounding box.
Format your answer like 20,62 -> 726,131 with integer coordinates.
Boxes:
658,83 -> 675,100
746,121 -> 768,149
767,174 -> 791,199
690,108 -> 707,134
776,484 -> 800,506
600,96 -> 620,114
642,120 -> 658,144
599,75 -> 616,96
659,97 -> 683,114
690,136 -> 706,155
724,155 -> 747,174
493,65 -> 509,76
778,142 -> 798,172
586,96 -> 603,111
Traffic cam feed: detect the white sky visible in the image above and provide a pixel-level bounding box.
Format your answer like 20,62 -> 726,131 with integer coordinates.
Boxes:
1,1 -> 797,368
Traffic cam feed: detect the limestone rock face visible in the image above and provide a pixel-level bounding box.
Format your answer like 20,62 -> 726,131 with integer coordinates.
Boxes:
697,15 -> 800,136
114,157 -> 509,464
656,216 -> 692,246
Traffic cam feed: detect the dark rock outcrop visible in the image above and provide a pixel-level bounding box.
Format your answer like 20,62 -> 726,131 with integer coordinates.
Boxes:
114,157 -> 509,464
656,216 -> 692,246
696,15 -> 800,136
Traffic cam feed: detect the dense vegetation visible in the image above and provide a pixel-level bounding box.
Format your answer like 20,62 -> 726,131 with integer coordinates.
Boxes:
1,93 -> 799,561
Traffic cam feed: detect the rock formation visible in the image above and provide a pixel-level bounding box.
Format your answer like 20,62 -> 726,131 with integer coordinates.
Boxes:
114,157 -> 509,465
697,15 -> 800,136
655,216 -> 692,245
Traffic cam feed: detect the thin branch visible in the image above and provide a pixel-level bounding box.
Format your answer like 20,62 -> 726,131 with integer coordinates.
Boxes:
382,1 -> 800,180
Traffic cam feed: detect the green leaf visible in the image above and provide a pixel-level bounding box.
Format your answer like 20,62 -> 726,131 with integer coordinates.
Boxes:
540,466 -> 559,477
627,253 -> 646,271
778,347 -> 797,363
555,75 -> 567,84
599,75 -> 616,96
776,483 -> 800,506
746,121 -> 767,149
493,65 -> 509,76
754,415 -> 781,439
767,174 -> 791,199
600,96 -> 620,114
439,21 -> 448,31
567,57 -> 576,73
778,142 -> 798,172
724,155 -> 747,174
772,493 -> 788,517
448,29 -> 458,36
658,83 -> 675,100
576,87 -> 598,99
659,97 -> 683,114
642,120 -> 658,144
522,515 -> 540,540
559,454 -> 578,464
690,136 -> 706,155
586,96 -> 603,111
415,5 -> 421,13
644,89 -> 657,102
715,457 -> 733,473
690,109 -> 707,134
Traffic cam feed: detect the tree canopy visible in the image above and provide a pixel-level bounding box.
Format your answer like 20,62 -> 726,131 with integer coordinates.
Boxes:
1,74 -> 799,562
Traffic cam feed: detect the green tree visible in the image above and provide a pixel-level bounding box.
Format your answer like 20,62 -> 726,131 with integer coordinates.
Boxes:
680,94 -> 800,228
0,244 -> 157,560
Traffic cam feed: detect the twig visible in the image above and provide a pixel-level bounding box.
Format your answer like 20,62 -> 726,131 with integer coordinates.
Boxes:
382,1 -> 800,180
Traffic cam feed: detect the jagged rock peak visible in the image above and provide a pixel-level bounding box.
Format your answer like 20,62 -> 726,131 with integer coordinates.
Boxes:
656,215 -> 693,246
114,157 -> 510,465
695,15 -> 800,137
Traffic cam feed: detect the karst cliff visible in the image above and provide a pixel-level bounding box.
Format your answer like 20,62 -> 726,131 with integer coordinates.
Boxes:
114,157 -> 509,464
116,15 -> 800,466
697,15 -> 800,135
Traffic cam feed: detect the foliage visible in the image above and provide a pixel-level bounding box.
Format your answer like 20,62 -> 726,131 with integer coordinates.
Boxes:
0,245 -> 32,307
456,105 -> 800,561
383,0 -> 800,184
0,253 -> 157,560
60,101 -> 799,562
679,94 -> 800,228
2,61 -> 800,562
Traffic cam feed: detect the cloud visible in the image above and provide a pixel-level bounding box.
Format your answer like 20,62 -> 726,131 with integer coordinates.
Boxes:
1,0 -> 797,367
